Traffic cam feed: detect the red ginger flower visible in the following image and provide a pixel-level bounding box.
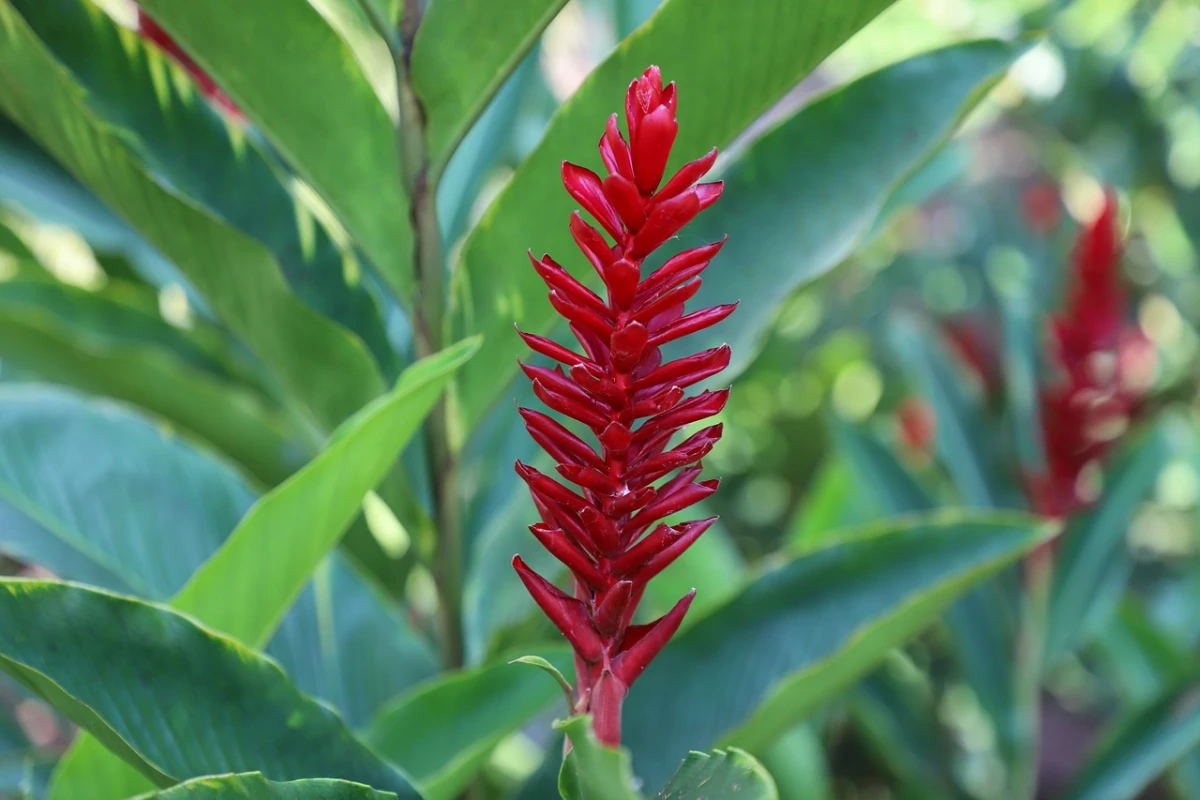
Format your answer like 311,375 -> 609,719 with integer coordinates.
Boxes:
512,66 -> 734,747
1028,191 -> 1153,517
136,8 -> 242,119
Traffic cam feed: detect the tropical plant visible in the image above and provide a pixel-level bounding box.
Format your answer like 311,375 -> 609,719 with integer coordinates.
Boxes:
2,0 -> 1190,798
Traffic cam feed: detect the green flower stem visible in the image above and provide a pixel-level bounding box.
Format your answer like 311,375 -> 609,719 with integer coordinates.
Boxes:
1012,539 -> 1054,799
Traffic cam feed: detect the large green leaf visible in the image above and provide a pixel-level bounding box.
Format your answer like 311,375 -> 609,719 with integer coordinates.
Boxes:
0,282 -> 301,485
0,385 -> 257,597
663,40 -> 1025,381
132,773 -> 398,799
0,384 -> 436,730
14,0 -> 395,373
1044,424 -> 1172,665
132,0 -> 413,305
367,648 -> 574,800
50,339 -> 476,800
413,0 -> 566,172
619,513 -> 1055,787
0,580 -> 420,797
1064,679 -> 1200,800
0,2 -> 385,430
449,0 -> 901,429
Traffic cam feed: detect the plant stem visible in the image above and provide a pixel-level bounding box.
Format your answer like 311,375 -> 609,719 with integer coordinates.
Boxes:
1012,540 -> 1054,799
364,0 -> 464,668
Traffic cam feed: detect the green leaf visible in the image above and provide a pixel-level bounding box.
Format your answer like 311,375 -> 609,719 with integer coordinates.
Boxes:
449,0 -> 901,430
266,555 -> 439,731
663,39 -> 1026,384
0,384 -> 257,597
367,647 -> 574,800
1044,424 -> 1172,665
619,513 -> 1055,787
556,716 -> 640,800
1064,681 -> 1200,800
133,0 -> 413,304
754,726 -> 831,800
785,455 -> 860,548
828,416 -> 933,516
132,772 -> 398,799
0,2 -> 387,431
413,0 -> 567,171
174,336 -> 479,647
13,0 -> 395,372
510,655 -> 575,710
655,748 -> 778,800
0,580 -> 420,797
50,338 -> 476,800
888,311 -> 1003,508
0,383 -> 436,733
0,281 -> 301,485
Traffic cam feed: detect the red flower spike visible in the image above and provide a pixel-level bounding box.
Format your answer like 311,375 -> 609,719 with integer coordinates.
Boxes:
1025,189 -> 1152,519
512,66 -> 731,747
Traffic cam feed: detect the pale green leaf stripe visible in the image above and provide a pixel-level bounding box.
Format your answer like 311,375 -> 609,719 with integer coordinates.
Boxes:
0,2 -> 385,430
0,581 -> 419,797
132,772 -> 398,799
412,0 -> 568,172
135,0 -> 414,305
175,336 -> 480,647
620,512 -> 1056,787
50,338 -> 478,800
1065,680 -> 1200,800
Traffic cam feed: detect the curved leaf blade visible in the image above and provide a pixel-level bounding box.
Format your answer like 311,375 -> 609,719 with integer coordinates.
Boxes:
620,513 -> 1055,786
0,580 -> 420,797
556,716 -> 640,800
656,748 -> 778,800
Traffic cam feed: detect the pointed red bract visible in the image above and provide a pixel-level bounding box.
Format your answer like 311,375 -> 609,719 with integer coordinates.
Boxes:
511,66 -> 731,747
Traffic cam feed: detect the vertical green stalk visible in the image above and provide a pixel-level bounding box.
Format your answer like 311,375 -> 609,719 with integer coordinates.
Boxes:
361,0 -> 464,668
1012,540 -> 1054,799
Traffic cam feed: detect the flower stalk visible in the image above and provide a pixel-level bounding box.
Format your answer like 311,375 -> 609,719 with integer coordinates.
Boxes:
513,66 -> 733,747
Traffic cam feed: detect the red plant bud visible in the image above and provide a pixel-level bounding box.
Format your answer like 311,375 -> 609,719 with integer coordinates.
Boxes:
512,67 -> 730,746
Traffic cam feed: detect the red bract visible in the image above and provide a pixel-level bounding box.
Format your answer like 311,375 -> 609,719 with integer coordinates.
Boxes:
136,9 -> 242,119
1027,192 -> 1153,517
513,66 -> 732,747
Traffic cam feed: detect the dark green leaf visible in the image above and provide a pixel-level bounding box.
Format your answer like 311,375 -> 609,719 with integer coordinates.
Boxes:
0,580 -> 420,797
132,772 -> 398,799
51,339 -> 476,799
620,513 -> 1055,787
449,0 -> 901,430
133,0 -> 413,304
